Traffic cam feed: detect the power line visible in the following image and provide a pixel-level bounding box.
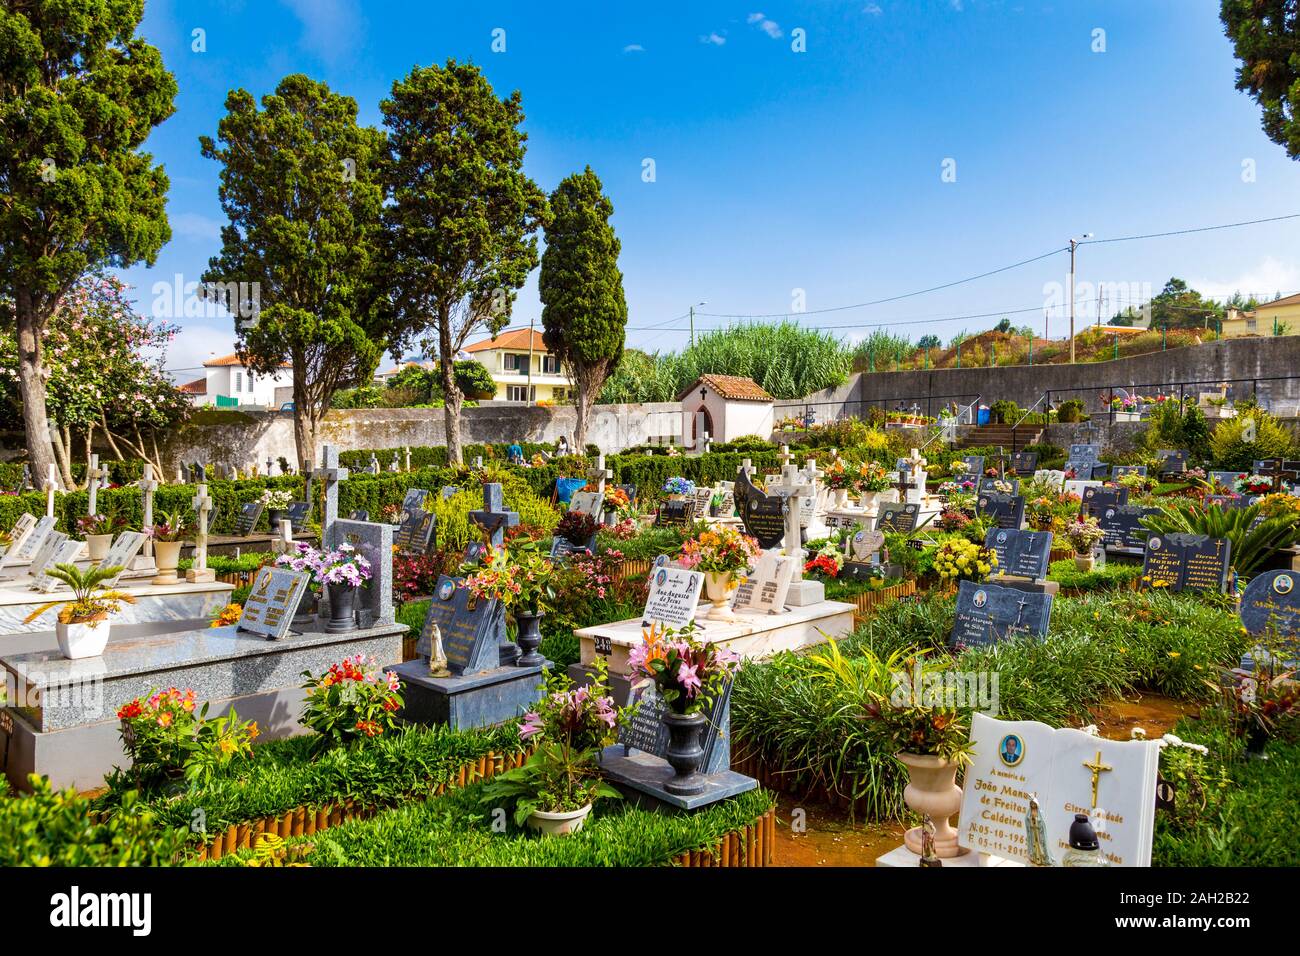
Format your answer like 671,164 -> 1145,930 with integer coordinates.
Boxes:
1080,213 -> 1300,246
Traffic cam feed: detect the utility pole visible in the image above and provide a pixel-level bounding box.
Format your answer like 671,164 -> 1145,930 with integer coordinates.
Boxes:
688,300 -> 706,349
1068,233 -> 1093,363
526,315 -> 536,405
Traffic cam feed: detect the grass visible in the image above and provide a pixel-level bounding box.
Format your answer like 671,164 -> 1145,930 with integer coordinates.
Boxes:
1047,557 -> 1143,591
228,781 -> 775,867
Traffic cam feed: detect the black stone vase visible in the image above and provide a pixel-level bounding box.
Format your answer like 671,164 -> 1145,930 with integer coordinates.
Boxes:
495,604 -> 519,667
266,508 -> 286,531
325,583 -> 357,633
515,611 -> 545,667
292,587 -> 318,631
1245,723 -> 1269,760
662,709 -> 708,796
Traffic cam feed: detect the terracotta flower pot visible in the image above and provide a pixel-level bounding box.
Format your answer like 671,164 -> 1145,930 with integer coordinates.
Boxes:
56,616 -> 111,659
897,752 -> 967,858
1074,553 -> 1095,572
85,533 -> 113,562
527,803 -> 592,836
152,540 -> 183,585
703,570 -> 738,621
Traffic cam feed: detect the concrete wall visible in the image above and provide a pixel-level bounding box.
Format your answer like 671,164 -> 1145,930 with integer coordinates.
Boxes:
778,337 -> 1300,420
163,401 -> 683,471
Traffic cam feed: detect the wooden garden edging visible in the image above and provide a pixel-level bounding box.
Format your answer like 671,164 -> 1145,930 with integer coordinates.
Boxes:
731,739 -> 891,821
845,579 -> 917,626
619,558 -> 652,582
193,747 -> 530,862
674,807 -> 777,868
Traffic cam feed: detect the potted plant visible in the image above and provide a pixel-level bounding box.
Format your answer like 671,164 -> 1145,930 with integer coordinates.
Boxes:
857,461 -> 893,513
931,538 -> 997,585
1065,515 -> 1105,571
509,545 -> 556,667
76,506 -> 125,562
260,488 -> 294,529
149,509 -> 193,585
299,654 -> 402,754
1236,473 -> 1274,495
661,476 -> 694,500
23,563 -> 137,659
311,543 -> 372,632
626,624 -> 740,795
555,509 -> 600,549
678,527 -> 760,621
479,659 -> 623,835
823,460 -> 855,509
864,654 -> 974,858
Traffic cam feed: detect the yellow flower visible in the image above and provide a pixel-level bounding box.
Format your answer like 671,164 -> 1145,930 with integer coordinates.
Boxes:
1168,651 -> 1181,659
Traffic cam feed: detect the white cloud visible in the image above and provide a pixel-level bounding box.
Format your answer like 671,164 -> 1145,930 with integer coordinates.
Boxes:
863,3 -> 884,14
747,12 -> 783,38
170,212 -> 223,244
1188,258 -> 1300,302
622,43 -> 645,53
164,324 -> 239,384
700,32 -> 727,45
280,0 -> 364,64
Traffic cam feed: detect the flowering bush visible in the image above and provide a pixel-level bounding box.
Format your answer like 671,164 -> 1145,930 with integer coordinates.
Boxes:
627,624 -> 740,715
932,538 -> 997,583
479,659 -> 624,824
1064,515 -> 1105,555
805,552 -> 842,578
299,654 -> 403,753
937,507 -> 972,533
1258,493 -> 1300,522
117,687 -> 259,787
393,551 -> 443,604
555,509 -> 600,545
678,527 -> 760,576
1116,471 -> 1157,496
661,476 -> 695,496
857,461 -> 893,493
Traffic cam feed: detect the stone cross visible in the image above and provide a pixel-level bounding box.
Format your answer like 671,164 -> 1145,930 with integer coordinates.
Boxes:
368,453 -> 379,475
266,456 -> 274,476
771,462 -> 815,579
272,517 -> 295,556
587,454 -> 612,494
186,483 -> 215,583
740,458 -> 754,479
802,457 -> 825,489
468,482 -> 519,548
473,455 -> 484,470
403,446 -> 411,472
86,453 -> 107,516
778,445 -> 794,469
175,463 -> 185,484
44,463 -> 57,519
702,431 -> 712,453
389,450 -> 400,472
136,464 -> 159,562
313,445 -> 349,540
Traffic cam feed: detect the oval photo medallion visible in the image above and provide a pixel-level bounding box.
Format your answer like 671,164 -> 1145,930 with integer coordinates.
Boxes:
438,579 -> 455,601
1274,573 -> 1294,596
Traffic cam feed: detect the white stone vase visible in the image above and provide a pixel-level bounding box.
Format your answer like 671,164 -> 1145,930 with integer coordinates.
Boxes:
704,570 -> 738,621
152,540 -> 183,586
859,491 -> 880,514
1074,553 -> 1096,572
527,803 -> 593,836
56,616 -> 111,659
897,752 -> 967,858
833,488 -> 850,509
85,534 -> 113,562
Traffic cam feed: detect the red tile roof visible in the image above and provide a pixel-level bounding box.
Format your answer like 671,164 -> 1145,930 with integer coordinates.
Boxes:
203,352 -> 291,368
464,329 -> 548,353
679,374 -> 774,403
178,376 -> 207,394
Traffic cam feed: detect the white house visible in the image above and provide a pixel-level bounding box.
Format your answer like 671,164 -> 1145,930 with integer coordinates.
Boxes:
179,353 -> 293,408
678,374 -> 775,446
463,328 -> 573,403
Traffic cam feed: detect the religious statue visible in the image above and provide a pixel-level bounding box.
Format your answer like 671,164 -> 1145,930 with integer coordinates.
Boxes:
428,624 -> 452,678
919,815 -> 942,868
1025,793 -> 1054,867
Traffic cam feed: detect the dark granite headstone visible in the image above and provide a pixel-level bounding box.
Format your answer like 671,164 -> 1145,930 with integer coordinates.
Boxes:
873,501 -> 918,535
617,679 -> 733,775
1141,533 -> 1231,594
414,575 -> 501,675
549,537 -> 592,562
656,499 -> 697,528
348,509 -> 370,522
984,528 -> 1053,581
1067,443 -> 1102,476
402,487 -> 430,515
233,500 -> 265,536
1097,504 -> 1160,552
286,501 -> 310,532
1240,570 -> 1300,637
1208,471 -> 1243,491
976,492 -> 1025,530
1110,465 -> 1148,479
978,477 -> 1020,494
1009,451 -> 1039,474
960,455 -> 985,477
1080,484 -> 1129,516
949,580 -> 1053,648
394,509 -> 436,554
1157,449 -> 1188,476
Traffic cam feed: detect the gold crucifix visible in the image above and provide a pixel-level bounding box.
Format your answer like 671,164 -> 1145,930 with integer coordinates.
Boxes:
1082,749 -> 1113,809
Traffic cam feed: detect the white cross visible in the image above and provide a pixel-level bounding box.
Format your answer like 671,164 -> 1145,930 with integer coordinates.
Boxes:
190,483 -> 213,574
587,454 -> 612,494
740,458 -> 754,479
313,445 -> 349,540
778,445 -> 794,469
86,453 -> 106,516
404,446 -> 411,472
44,463 -> 57,518
802,457 -> 825,489
771,462 -> 815,580
137,464 -> 159,559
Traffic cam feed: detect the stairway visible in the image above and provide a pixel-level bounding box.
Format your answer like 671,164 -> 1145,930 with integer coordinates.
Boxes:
957,424 -> 1043,450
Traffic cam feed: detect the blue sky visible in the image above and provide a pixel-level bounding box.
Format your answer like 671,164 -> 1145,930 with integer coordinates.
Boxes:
118,0 -> 1300,379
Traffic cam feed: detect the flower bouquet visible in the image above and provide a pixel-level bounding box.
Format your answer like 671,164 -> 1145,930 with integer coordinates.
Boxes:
679,527 -> 760,619
299,654 -> 402,753
313,543 -> 372,632
1236,474 -> 1274,494
555,509 -> 600,547
804,551 -> 842,578
857,461 -> 894,493
932,539 -> 997,584
1065,515 -> 1105,569
661,475 -> 695,498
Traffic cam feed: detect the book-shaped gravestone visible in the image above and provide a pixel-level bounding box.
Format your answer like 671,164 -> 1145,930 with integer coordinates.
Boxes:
10,515 -> 56,565
733,550 -> 798,613
32,538 -> 85,592
1097,505 -> 1160,553
25,531 -> 70,586
0,513 -> 40,575
1079,484 -> 1129,516
716,487 -> 735,516
394,509 -> 436,554
1240,570 -> 1300,638
402,487 -> 430,516
875,502 -> 920,534
1110,465 -> 1147,479
958,712 -> 1159,867
233,500 -> 265,536
549,536 -> 592,562
569,490 -> 606,519
1068,443 -> 1102,471
984,528 -> 1053,582
441,486 -> 459,501
978,477 -> 1019,494
1009,451 -> 1038,474
348,509 -> 370,522
237,566 -> 310,640
98,531 -> 147,586
414,575 -> 501,676
642,566 -> 705,629
949,579 -> 1052,649
961,455 -> 985,477
1141,533 -> 1231,594
655,499 -> 696,528
690,486 -> 714,517
976,492 -> 1025,530
1156,449 -> 1188,476
617,678 -> 734,774
841,528 -> 886,582
286,501 -> 311,532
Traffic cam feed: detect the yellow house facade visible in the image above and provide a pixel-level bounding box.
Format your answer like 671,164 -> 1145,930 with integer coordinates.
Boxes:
463,328 -> 573,403
1222,292 -> 1300,338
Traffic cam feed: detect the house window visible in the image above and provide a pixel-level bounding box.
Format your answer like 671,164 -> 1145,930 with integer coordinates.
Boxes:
542,355 -> 559,374
233,371 -> 242,393
1247,319 -> 1257,332
247,373 -> 255,393
503,352 -> 532,372
507,385 -> 535,402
